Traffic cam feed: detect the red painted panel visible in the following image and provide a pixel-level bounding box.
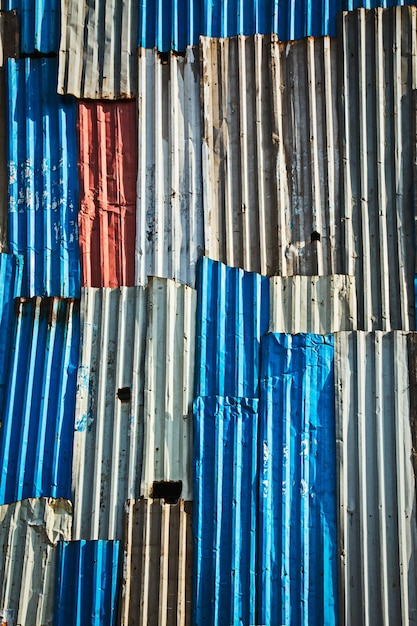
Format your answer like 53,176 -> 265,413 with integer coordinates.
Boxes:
78,101 -> 137,287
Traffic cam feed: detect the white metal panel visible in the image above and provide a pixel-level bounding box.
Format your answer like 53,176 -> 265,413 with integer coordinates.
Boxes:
0,498 -> 72,625
335,332 -> 417,625
58,0 -> 137,99
140,278 -> 196,501
120,499 -> 193,626
339,6 -> 417,330
270,275 -> 357,334
72,287 -> 147,541
201,34 -> 341,277
136,47 -> 203,288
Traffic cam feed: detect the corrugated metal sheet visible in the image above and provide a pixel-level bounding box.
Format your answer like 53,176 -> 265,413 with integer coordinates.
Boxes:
195,257 -> 270,398
259,333 -> 338,625
201,34 -> 342,277
0,297 -> 80,504
193,396 -> 258,625
78,101 -> 137,288
335,331 -> 417,624
339,6 -> 416,330
141,277 -> 196,501
6,0 -> 58,53
7,57 -> 80,298
136,47 -> 203,288
121,499 -> 193,626
72,286 -> 147,541
54,540 -> 120,626
0,10 -> 18,252
0,498 -> 72,626
0,253 -> 22,416
138,0 -> 417,51
269,275 -> 357,334
58,0 -> 138,99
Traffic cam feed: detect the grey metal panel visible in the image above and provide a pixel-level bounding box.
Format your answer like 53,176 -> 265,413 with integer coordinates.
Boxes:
335,332 -> 417,625
141,278 -> 196,501
136,47 -> 203,288
72,287 -> 147,541
120,499 -> 193,626
58,0 -> 138,99
270,275 -> 357,334
0,498 -> 72,626
201,34 -> 341,277
339,6 -> 417,330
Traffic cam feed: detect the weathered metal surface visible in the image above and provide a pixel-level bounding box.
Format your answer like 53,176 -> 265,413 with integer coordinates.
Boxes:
195,257 -> 270,399
0,297 -> 80,504
201,34 -> 342,278
78,101 -> 137,288
58,0 -> 138,99
0,498 -> 72,626
193,395 -> 259,625
202,8 -> 416,330
339,6 -> 417,330
138,0 -> 417,51
54,540 -> 120,626
269,275 -> 357,334
140,278 -> 196,501
0,11 -> 18,255
0,254 -> 22,417
72,286 -> 147,541
259,333 -> 338,625
120,499 -> 193,626
136,47 -> 203,288
7,57 -> 80,298
6,0 -> 58,53
335,332 -> 417,624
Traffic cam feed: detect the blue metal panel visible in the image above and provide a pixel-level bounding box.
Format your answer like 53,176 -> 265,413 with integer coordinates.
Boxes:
259,333 -> 338,625
54,540 -> 120,626
7,57 -> 80,298
6,0 -> 60,53
0,254 -> 23,417
193,395 -> 259,626
0,297 -> 80,504
138,0 -> 417,51
195,257 -> 269,398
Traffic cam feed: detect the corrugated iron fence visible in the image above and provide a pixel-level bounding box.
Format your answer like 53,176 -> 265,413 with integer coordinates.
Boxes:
0,2 -> 416,625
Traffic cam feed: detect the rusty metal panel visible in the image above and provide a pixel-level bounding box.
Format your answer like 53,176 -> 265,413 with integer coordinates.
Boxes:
136,47 -> 203,288
339,6 -> 417,330
0,498 -> 72,626
201,34 -> 341,277
140,278 -> 196,501
78,101 -> 137,288
270,275 -> 357,334
120,499 -> 192,626
72,287 -> 147,541
0,297 -> 80,505
58,0 -> 138,99
335,332 -> 417,624
7,57 -> 80,298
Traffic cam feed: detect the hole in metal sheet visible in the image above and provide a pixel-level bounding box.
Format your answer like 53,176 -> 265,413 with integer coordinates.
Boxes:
311,231 -> 321,242
151,480 -> 182,504
158,51 -> 169,64
117,387 -> 131,403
